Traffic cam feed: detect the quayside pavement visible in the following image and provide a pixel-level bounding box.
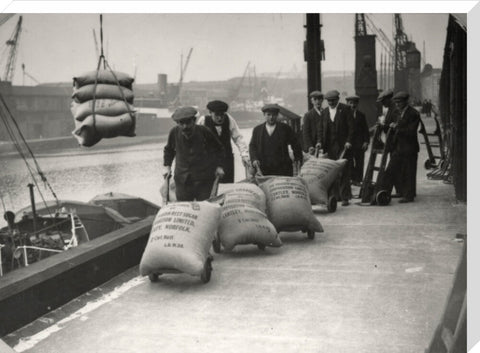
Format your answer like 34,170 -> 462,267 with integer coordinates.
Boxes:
3,116 -> 466,353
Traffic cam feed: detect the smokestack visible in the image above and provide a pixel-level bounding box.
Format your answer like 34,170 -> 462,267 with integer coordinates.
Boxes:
158,74 -> 168,96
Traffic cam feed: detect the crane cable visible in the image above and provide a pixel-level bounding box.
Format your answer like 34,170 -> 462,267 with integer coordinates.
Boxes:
0,94 -> 59,221
90,14 -> 135,134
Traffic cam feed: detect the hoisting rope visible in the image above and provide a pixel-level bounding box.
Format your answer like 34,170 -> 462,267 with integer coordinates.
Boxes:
0,93 -> 60,221
90,14 -> 136,134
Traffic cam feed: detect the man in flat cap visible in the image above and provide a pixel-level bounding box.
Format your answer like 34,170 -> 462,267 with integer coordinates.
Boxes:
383,91 -> 421,203
316,90 -> 354,206
163,106 -> 225,201
346,95 -> 370,186
197,100 -> 250,183
302,91 -> 324,154
249,104 -> 303,176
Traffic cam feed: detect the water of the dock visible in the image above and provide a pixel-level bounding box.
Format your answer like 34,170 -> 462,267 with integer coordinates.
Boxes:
3,117 -> 466,353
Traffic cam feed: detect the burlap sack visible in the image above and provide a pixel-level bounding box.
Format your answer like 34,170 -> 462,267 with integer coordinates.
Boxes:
72,84 -> 134,104
223,182 -> 266,212
219,204 -> 281,251
73,70 -> 134,89
139,201 -> 220,277
299,158 -> 347,205
159,176 -> 177,205
72,112 -> 136,146
257,176 -> 323,233
71,99 -> 136,122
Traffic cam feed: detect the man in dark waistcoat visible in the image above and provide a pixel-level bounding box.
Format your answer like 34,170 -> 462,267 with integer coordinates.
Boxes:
163,106 -> 225,201
302,90 -> 324,154
316,90 -> 354,206
249,104 -> 303,176
346,95 -> 370,186
197,100 -> 250,183
383,91 -> 421,203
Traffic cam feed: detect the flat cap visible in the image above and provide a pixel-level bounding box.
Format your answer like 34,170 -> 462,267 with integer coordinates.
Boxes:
393,91 -> 410,101
324,90 -> 340,100
206,100 -> 229,113
309,90 -> 324,98
346,95 -> 360,102
376,89 -> 394,102
171,106 -> 198,122
261,103 -> 280,114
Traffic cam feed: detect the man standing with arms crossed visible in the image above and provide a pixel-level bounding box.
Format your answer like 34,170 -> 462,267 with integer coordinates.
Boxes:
163,106 -> 225,202
346,95 -> 370,186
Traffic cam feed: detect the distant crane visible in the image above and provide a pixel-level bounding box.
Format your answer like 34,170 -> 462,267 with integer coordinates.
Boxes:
21,63 -> 40,85
171,47 -> 193,107
3,15 -> 22,82
228,61 -> 250,104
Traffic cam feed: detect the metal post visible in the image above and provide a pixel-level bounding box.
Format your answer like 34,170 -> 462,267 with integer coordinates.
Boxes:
27,183 -> 37,235
304,13 -> 323,111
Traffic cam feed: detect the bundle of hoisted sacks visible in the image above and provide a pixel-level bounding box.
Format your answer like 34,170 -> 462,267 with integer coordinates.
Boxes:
70,70 -> 136,147
139,155 -> 347,281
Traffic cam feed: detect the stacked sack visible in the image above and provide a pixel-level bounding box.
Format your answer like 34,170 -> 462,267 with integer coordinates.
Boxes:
218,182 -> 282,251
299,157 -> 347,205
71,70 -> 136,147
140,201 -> 220,278
257,176 -> 323,235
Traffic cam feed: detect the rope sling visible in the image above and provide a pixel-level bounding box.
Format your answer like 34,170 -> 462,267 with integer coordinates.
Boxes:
89,14 -> 136,135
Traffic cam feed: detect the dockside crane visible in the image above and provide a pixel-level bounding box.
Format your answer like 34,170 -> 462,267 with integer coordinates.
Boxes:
3,15 -> 22,83
21,63 -> 40,85
171,47 -> 193,107
228,61 -> 250,104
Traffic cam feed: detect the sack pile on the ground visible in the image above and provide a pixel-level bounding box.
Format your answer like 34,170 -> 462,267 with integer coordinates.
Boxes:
71,70 -> 136,147
139,201 -> 220,277
299,158 -> 347,205
257,176 -> 323,234
219,182 -> 281,251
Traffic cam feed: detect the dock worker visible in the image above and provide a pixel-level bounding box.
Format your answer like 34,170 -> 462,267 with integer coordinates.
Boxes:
377,88 -> 402,197
197,100 -> 250,183
302,91 -> 324,154
315,90 -> 354,206
249,103 -> 303,176
346,95 -> 370,186
163,106 -> 225,201
383,91 -> 421,203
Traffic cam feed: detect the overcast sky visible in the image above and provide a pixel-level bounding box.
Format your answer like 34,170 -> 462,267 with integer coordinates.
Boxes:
0,10 -> 455,85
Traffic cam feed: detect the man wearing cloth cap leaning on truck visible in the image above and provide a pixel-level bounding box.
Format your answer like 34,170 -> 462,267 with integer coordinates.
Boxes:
249,104 -> 303,176
346,95 -> 370,186
383,91 -> 421,203
197,100 -> 250,183
163,106 -> 225,202
302,91 -> 324,154
315,90 -> 354,206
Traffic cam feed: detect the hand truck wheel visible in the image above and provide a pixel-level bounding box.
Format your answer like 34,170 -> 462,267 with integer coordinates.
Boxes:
200,256 -> 213,283
375,190 -> 391,206
212,237 -> 221,253
149,273 -> 161,282
257,243 -> 266,251
307,229 -> 315,240
424,159 -> 433,170
327,195 -> 337,213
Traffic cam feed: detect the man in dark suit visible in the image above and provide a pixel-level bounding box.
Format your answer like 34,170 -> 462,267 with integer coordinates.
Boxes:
163,106 -> 225,201
302,91 -> 323,154
383,91 -> 421,203
346,95 -> 370,186
315,90 -> 354,206
249,104 -> 303,176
